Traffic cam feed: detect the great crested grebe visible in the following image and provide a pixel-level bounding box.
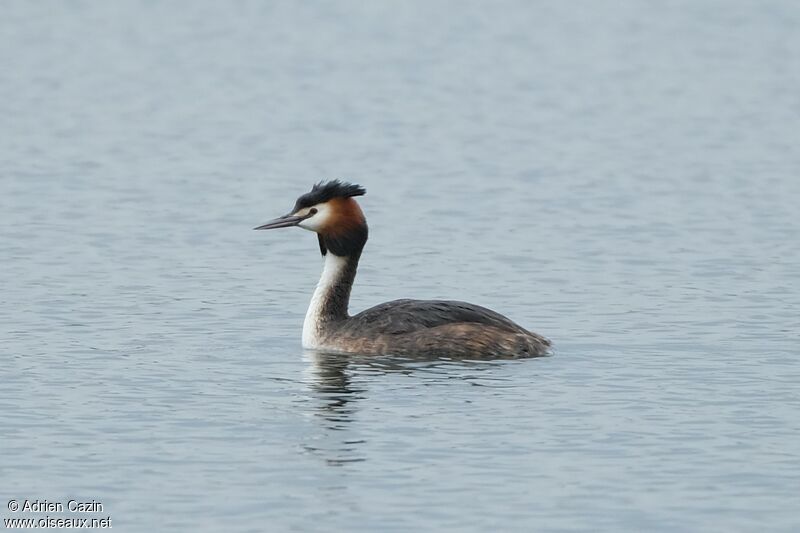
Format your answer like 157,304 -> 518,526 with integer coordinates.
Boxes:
255,181 -> 551,358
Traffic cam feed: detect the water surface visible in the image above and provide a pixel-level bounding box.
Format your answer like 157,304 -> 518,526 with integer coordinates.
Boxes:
2,1 -> 799,531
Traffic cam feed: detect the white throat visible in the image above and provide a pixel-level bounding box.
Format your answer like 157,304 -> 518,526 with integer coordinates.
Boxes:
302,253 -> 348,349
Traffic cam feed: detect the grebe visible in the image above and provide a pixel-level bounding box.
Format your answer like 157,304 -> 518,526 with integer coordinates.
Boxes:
255,181 -> 551,358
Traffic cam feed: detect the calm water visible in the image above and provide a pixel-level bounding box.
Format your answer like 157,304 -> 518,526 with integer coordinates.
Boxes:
2,1 -> 799,531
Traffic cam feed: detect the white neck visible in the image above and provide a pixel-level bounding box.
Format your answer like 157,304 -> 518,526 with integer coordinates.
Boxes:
302,254 -> 349,349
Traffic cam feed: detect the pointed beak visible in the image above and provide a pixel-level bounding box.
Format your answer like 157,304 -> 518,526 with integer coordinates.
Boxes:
253,213 -> 307,230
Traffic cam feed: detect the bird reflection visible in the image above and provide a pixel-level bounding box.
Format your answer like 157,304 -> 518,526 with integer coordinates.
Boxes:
304,351 -> 364,429
300,351 -> 366,466
300,350 -> 507,467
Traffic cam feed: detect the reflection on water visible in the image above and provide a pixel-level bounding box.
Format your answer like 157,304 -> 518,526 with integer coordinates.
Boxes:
301,352 -> 366,465
301,351 -> 510,467
305,352 -> 361,424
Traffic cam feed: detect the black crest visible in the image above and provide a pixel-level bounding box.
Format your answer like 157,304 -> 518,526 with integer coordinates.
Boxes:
293,180 -> 366,211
